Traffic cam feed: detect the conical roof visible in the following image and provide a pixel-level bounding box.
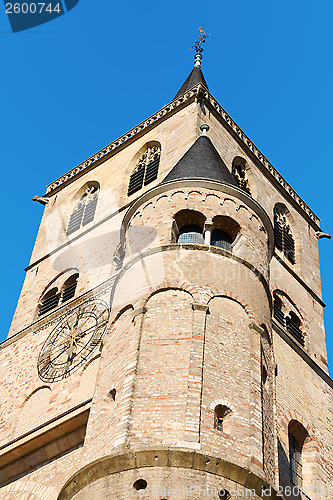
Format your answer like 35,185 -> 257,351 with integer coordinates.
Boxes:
162,135 -> 238,186
174,66 -> 208,98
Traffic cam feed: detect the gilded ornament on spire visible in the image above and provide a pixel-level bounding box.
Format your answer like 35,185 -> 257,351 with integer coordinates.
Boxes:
190,27 -> 211,67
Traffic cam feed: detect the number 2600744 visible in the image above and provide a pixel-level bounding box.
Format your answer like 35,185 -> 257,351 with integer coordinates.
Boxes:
5,3 -> 61,14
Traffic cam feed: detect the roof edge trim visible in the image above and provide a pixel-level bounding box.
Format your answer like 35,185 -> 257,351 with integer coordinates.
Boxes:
45,83 -> 320,228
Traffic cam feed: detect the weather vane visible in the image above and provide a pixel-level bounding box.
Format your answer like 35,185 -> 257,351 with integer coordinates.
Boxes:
190,27 -> 211,67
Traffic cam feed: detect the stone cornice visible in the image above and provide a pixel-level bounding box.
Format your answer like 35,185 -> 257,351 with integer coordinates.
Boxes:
45,83 -> 320,228
197,86 -> 320,228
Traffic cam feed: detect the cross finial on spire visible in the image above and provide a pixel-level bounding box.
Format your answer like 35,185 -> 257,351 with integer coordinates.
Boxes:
190,27 -> 211,67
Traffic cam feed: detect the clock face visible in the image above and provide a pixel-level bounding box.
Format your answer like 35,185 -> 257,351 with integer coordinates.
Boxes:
37,299 -> 109,383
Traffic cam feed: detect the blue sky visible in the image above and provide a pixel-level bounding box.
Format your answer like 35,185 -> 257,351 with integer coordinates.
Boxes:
1,0 -> 332,371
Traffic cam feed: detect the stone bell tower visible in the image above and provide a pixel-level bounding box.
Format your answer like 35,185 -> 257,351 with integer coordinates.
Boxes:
0,34 -> 332,500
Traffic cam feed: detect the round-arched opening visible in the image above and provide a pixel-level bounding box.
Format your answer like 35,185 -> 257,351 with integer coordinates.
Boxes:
218,489 -> 230,499
61,273 -> 79,303
133,479 -> 147,491
211,229 -> 232,251
38,288 -> 59,316
214,405 -> 232,432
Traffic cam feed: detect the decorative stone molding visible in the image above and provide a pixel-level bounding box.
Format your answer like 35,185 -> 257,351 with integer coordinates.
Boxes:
44,83 -> 320,229
57,448 -> 281,500
45,87 -> 200,195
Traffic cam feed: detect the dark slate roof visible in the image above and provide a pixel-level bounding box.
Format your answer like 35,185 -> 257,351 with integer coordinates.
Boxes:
174,66 -> 209,98
162,135 -> 238,186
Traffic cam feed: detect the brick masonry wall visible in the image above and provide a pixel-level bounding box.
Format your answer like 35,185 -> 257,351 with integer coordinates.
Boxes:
1,90 -> 332,499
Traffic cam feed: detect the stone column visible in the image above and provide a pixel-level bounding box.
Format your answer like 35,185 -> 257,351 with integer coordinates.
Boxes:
122,306 -> 147,446
183,302 -> 209,445
204,219 -> 213,245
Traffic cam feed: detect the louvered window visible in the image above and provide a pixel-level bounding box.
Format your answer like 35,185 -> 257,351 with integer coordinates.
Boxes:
289,435 -> 303,487
284,228 -> 295,264
211,229 -> 232,252
61,274 -> 79,303
232,158 -> 251,195
286,316 -> 305,346
144,157 -> 160,185
38,288 -> 60,316
127,146 -> 161,196
177,225 -> 204,244
274,213 -> 295,264
127,166 -> 145,196
67,187 -> 99,236
273,300 -> 285,327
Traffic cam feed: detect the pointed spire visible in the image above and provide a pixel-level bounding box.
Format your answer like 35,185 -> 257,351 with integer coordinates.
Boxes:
174,27 -> 211,99
162,124 -> 238,186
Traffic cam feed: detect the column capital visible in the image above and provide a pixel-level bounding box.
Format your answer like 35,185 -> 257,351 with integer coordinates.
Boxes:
132,306 -> 148,320
192,302 -> 209,312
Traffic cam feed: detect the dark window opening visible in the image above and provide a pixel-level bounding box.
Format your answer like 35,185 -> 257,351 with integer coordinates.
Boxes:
133,479 -> 147,491
286,312 -> 305,346
214,405 -> 231,432
61,274 -> 79,303
128,146 -> 161,196
289,434 -> 303,487
67,186 -> 99,235
274,213 -> 295,264
38,288 -> 60,316
144,157 -> 160,185
232,158 -> 251,195
211,229 -> 232,252
127,166 -> 145,196
273,296 -> 285,327
218,489 -> 230,499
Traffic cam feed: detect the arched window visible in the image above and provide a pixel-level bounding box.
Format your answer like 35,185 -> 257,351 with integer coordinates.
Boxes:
178,225 -> 205,244
210,215 -> 240,252
211,229 -> 232,251
232,157 -> 251,195
38,288 -> 59,316
273,295 -> 285,327
173,210 -> 206,244
214,405 -> 231,432
61,273 -> 79,303
288,420 -> 308,488
274,206 -> 295,264
128,146 -> 161,196
286,312 -> 304,346
273,292 -> 304,346
38,273 -> 79,317
67,185 -> 99,236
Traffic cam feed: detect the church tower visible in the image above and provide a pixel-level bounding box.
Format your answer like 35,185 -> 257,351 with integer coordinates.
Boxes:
0,35 -> 332,499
